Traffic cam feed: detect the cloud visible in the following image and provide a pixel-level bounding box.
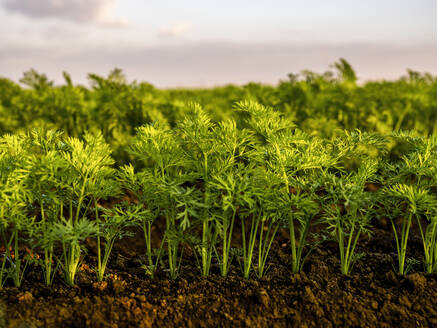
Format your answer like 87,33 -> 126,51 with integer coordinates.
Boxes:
2,0 -> 128,26
158,23 -> 192,38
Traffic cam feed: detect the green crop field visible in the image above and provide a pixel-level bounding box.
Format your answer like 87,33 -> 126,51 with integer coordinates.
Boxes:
0,60 -> 436,327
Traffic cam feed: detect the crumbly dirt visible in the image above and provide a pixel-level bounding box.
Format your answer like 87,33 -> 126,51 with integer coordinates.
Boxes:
1,224 -> 436,328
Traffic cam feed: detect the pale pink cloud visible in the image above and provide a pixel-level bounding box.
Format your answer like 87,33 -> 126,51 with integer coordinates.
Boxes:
3,0 -> 128,26
158,23 -> 193,38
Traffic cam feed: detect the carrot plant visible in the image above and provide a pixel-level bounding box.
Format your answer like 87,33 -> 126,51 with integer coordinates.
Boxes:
252,180 -> 282,278
277,185 -> 319,273
96,202 -> 143,281
208,167 -> 252,277
385,184 -> 436,274
118,165 -> 162,277
22,140 -> 66,285
401,134 -> 437,273
208,121 -> 256,277
129,123 -> 193,279
419,214 -> 437,273
383,133 -> 437,274
321,132 -> 388,275
89,178 -> 120,283
177,105 -> 218,276
0,186 -> 33,288
236,168 -> 280,278
322,165 -> 376,275
179,105 -> 255,276
52,131 -> 115,285
0,134 -> 35,288
265,132 -> 338,273
238,101 -> 338,273
33,204 -> 60,286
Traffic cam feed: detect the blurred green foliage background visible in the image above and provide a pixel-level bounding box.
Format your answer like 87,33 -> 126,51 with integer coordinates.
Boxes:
1,59 -> 436,165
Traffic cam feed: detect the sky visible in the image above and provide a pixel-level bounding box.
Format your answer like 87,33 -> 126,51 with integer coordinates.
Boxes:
0,0 -> 436,87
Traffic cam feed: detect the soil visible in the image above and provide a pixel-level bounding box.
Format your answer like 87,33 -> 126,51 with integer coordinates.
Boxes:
1,220 -> 436,328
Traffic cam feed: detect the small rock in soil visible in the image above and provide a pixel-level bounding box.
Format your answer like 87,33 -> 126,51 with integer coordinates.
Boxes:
257,288 -> 269,306
136,294 -> 147,303
112,279 -> 128,294
405,273 -> 426,293
304,286 -> 318,304
17,292 -> 33,304
93,281 -> 108,292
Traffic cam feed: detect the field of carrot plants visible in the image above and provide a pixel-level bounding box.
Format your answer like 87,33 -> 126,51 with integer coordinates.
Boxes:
0,62 -> 436,327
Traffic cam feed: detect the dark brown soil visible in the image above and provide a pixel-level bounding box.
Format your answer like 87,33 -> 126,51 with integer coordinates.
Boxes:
1,225 -> 436,328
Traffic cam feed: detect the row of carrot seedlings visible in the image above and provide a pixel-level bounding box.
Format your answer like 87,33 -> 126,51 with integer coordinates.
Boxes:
0,102 -> 435,287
